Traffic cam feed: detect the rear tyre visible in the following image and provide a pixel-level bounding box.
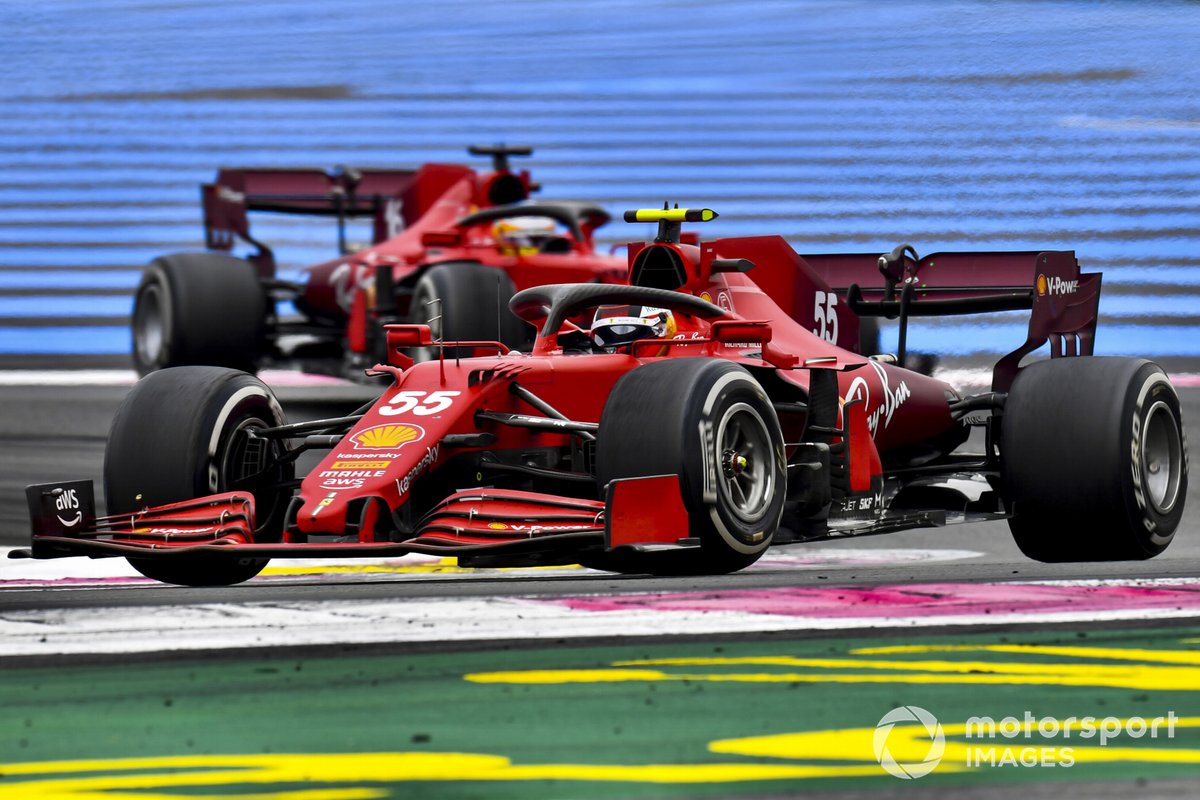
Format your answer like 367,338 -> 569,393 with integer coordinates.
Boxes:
104,367 -> 294,586
408,262 -> 531,359
590,359 -> 786,575
132,253 -> 267,376
1001,357 -> 1187,562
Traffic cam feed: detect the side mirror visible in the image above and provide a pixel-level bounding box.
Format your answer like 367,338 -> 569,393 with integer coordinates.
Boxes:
710,320 -> 772,345
386,324 -> 434,348
384,324 -> 434,369
421,230 -> 463,248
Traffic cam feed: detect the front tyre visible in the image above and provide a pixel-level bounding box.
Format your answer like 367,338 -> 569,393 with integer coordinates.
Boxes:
1001,357 -> 1187,562
132,253 -> 267,376
408,262 -> 531,359
592,358 -> 786,575
104,367 -> 294,586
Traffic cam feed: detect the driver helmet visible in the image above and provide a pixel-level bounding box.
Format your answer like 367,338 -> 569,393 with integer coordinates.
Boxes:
492,216 -> 558,255
590,305 -> 677,350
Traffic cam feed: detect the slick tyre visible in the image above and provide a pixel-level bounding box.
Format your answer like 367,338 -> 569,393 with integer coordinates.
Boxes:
104,367 -> 294,586
133,252 -> 267,376
408,262 -> 531,359
1001,357 -> 1187,562
591,358 -> 786,575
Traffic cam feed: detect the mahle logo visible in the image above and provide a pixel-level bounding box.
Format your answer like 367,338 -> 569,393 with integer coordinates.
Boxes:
874,705 -> 945,779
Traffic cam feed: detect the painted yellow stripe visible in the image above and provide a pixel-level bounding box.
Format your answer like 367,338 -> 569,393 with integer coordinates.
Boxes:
469,645 -> 1200,692
851,643 -> 1200,665
260,560 -> 584,577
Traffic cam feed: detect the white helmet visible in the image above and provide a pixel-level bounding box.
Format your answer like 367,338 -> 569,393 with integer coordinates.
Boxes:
590,305 -> 677,350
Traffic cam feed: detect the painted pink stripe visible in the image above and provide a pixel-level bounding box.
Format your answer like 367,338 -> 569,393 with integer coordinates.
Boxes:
1170,373 -> 1200,387
550,582 -> 1200,618
258,370 -> 355,387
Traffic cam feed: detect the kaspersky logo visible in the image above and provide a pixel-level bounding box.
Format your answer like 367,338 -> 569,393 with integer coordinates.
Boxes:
874,705 -> 945,779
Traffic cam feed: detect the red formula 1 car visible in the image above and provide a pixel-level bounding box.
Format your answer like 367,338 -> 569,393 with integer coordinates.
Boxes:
131,145 -> 626,377
22,208 -> 1188,585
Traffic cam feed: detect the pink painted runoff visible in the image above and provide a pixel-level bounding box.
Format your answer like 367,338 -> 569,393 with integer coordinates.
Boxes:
549,582 -> 1200,618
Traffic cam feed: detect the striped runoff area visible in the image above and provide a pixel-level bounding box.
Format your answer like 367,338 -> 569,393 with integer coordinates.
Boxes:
9,545 -> 1200,657
2,1 -> 1199,367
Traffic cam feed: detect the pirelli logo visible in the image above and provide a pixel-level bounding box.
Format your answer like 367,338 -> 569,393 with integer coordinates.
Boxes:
331,461 -> 390,470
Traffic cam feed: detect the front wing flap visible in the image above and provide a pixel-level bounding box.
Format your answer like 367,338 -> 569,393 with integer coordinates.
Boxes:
14,476 -> 695,562
19,481 -> 255,560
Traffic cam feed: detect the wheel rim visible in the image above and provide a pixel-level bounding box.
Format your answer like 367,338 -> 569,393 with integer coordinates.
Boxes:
134,285 -> 165,365
715,402 -> 774,524
1141,400 -> 1183,515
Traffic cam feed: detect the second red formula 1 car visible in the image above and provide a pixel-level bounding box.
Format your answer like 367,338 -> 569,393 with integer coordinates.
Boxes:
131,145 -> 626,378
22,208 -> 1188,585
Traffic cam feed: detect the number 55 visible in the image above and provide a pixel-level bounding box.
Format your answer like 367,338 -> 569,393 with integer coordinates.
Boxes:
380,390 -> 461,416
813,291 -> 838,343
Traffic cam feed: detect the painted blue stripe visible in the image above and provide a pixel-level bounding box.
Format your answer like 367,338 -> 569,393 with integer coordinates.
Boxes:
879,324 -> 1200,357
6,199 -> 1200,228
0,326 -> 130,354
6,242 -> 1200,271
0,0 -> 1197,360
7,137 -> 1200,162
0,267 -> 1193,297
0,292 -> 1190,322
8,159 -> 1200,187
3,89 -> 1197,113
6,221 -> 1200,247
0,271 -> 140,289
0,182 -> 1191,206
0,297 -> 130,317
1,322 -> 1194,358
0,298 -> 297,320
6,124 -> 1200,148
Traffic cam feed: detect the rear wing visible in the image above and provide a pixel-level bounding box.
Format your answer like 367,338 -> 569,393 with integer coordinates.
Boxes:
201,164 -> 472,275
802,247 -> 1101,392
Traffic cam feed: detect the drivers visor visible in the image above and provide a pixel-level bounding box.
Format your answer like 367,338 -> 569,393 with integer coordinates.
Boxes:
592,316 -> 658,348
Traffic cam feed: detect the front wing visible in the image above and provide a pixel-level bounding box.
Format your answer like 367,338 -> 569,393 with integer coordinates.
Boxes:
13,476 -> 693,563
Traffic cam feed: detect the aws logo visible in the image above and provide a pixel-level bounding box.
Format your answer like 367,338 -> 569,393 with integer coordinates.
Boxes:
54,488 -> 82,527
349,424 -> 424,450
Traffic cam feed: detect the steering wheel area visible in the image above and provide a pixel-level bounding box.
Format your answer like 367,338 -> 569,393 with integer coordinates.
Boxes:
509,283 -> 732,353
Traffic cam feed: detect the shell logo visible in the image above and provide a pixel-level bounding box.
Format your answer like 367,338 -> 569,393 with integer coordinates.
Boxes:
487,522 -> 508,530
350,423 -> 424,450
1036,273 -> 1047,296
